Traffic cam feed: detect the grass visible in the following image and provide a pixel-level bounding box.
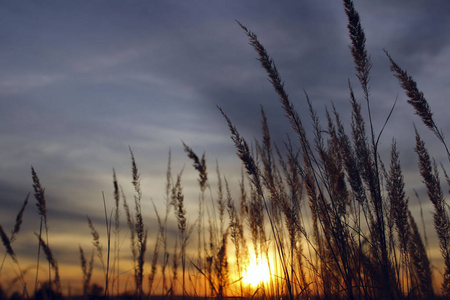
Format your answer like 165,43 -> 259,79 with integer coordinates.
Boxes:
1,0 -> 450,299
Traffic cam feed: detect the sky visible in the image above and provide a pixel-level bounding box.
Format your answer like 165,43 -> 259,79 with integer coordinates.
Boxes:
1,0 -> 450,294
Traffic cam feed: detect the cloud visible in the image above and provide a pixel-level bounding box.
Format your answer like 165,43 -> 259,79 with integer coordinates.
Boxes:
0,74 -> 65,95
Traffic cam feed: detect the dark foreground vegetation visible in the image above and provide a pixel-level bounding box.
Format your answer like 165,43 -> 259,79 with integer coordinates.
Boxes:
1,0 -> 450,299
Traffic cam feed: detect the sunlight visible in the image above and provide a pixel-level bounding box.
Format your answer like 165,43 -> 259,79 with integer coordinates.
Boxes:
242,256 -> 272,287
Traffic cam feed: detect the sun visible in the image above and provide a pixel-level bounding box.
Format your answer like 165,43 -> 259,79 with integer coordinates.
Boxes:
242,256 -> 272,287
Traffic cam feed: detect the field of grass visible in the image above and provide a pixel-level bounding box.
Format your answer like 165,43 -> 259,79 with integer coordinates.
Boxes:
1,1 -> 450,299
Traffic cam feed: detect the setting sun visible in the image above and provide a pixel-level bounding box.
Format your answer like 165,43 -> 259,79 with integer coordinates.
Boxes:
242,256 -> 272,287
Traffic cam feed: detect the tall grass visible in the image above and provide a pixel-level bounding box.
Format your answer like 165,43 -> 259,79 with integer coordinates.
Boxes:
79,246 -> 94,300
0,194 -> 28,273
2,1 -> 450,299
171,169 -> 192,300
31,167 -> 51,293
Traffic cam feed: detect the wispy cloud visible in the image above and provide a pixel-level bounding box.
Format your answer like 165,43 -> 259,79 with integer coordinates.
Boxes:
0,73 -> 65,95
72,47 -> 144,73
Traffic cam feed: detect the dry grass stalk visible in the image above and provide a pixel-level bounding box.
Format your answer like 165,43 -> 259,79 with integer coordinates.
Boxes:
225,177 -> 246,297
332,104 -> 367,206
235,22 -> 310,162
331,105 -> 369,294
343,4 -> 396,292
259,106 -> 276,198
31,167 -> 48,232
31,167 -> 52,291
112,169 -> 121,295
150,200 -> 165,297
122,188 -> 137,265
87,218 -> 101,256
348,81 -> 393,295
385,50 -> 450,162
343,1 -> 380,201
172,169 -> 192,299
220,106 -> 296,299
138,205 -> 147,290
343,0 -> 372,96
278,139 -> 310,294
0,194 -> 29,274
79,246 -> 94,300
218,107 -> 262,192
214,232 -> 228,300
263,109 -> 308,295
183,141 -> 210,294
232,2 -> 408,296
415,129 -> 450,296
407,211 -> 433,298
259,109 -> 289,297
87,216 -> 106,275
0,225 -> 16,262
128,147 -> 148,299
235,21 -> 364,298
34,233 -> 61,294
11,194 -> 29,243
102,193 -> 112,299
386,140 -> 411,290
171,238 -> 178,297
216,162 -> 225,238
160,151 -> 173,298
240,14 -> 361,298
0,199 -> 30,298
414,190 -> 429,249
147,215 -> 160,298
182,142 -> 208,192
86,210 -> 112,297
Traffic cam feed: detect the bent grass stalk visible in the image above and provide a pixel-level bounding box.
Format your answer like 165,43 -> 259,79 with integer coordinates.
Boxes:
385,50 -> 450,162
0,194 -> 29,273
0,225 -> 29,298
182,142 -> 208,295
31,167 -> 51,292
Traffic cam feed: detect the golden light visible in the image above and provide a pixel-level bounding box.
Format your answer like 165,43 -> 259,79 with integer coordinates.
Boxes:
242,256 -> 272,287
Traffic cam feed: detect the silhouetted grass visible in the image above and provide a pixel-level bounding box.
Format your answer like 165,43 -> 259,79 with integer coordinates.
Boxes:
2,1 -> 450,299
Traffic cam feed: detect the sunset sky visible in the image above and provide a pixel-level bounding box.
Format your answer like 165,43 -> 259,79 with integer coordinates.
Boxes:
1,0 -> 450,294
